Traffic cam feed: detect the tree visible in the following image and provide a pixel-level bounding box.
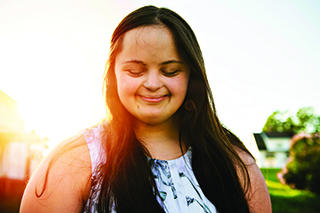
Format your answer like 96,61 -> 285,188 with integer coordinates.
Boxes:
263,107 -> 320,134
277,133 -> 320,195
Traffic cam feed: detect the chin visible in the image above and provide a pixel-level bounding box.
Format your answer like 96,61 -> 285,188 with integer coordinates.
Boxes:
142,115 -> 176,126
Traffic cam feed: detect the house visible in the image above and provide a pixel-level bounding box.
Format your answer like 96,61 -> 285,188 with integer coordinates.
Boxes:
0,90 -> 47,197
252,131 -> 294,168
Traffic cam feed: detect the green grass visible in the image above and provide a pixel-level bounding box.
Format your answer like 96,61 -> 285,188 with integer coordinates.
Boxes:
261,168 -> 320,213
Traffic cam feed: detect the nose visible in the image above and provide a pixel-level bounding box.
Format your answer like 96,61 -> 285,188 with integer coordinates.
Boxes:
143,71 -> 162,91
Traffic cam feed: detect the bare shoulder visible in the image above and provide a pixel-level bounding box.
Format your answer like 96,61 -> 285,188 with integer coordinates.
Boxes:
235,148 -> 272,213
20,134 -> 92,213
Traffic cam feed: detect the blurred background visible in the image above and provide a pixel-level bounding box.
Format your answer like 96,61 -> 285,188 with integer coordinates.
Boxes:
0,0 -> 319,212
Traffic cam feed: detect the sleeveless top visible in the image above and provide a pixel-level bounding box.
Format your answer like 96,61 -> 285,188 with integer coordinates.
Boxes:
81,125 -> 217,213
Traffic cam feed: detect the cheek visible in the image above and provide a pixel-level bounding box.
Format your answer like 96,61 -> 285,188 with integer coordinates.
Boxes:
168,76 -> 189,97
116,75 -> 138,100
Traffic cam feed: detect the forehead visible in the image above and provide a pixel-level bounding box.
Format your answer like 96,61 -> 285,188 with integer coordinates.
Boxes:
124,25 -> 174,47
117,25 -> 179,60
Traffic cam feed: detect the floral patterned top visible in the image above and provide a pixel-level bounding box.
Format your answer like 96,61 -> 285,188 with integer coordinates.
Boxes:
81,125 -> 217,213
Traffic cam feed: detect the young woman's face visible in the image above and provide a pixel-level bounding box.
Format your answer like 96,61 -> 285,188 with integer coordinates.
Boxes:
114,25 -> 190,126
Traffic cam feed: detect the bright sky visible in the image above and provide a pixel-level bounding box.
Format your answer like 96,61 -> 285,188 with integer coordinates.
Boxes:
0,0 -> 319,149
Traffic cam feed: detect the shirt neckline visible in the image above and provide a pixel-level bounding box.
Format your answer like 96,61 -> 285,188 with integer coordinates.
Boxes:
148,147 -> 192,163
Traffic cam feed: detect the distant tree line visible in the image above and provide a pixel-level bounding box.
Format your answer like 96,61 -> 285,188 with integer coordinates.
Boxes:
263,107 -> 320,134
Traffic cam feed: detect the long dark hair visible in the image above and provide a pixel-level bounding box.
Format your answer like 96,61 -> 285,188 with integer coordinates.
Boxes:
94,5 -> 254,213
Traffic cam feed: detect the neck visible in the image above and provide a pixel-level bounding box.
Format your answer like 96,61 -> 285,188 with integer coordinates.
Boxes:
134,118 -> 186,160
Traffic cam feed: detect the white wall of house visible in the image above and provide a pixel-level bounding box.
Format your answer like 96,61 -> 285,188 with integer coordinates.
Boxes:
255,133 -> 291,168
275,152 -> 287,168
259,151 -> 267,168
265,137 -> 290,152
1,91 -> 45,180
1,141 -> 28,179
259,150 -> 288,168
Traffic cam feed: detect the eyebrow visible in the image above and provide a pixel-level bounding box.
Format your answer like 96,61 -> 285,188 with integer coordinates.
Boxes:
122,59 -> 184,66
160,60 -> 184,66
123,60 -> 146,65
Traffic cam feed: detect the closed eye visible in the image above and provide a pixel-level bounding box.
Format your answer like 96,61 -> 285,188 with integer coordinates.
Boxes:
162,70 -> 180,77
126,69 -> 144,76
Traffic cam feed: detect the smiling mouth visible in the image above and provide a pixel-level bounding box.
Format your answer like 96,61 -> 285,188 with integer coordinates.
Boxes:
139,95 -> 169,103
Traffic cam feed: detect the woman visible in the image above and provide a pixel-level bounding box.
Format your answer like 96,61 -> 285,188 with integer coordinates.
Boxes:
20,5 -> 271,213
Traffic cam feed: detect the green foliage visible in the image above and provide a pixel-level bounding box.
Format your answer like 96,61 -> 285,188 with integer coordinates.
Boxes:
277,133 -> 320,195
263,107 -> 320,133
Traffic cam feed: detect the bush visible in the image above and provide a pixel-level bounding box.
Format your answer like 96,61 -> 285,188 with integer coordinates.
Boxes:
278,132 -> 320,195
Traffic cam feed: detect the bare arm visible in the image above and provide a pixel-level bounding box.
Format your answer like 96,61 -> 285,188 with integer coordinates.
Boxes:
20,134 -> 92,213
237,150 -> 272,213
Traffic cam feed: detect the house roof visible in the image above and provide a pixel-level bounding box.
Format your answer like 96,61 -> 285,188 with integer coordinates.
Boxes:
265,131 -> 294,138
253,131 -> 294,151
253,133 -> 267,150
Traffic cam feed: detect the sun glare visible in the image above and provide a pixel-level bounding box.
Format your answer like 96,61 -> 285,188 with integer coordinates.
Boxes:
5,31 -> 107,149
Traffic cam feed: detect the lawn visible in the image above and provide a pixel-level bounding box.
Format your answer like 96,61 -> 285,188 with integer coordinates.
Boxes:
261,168 -> 320,213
